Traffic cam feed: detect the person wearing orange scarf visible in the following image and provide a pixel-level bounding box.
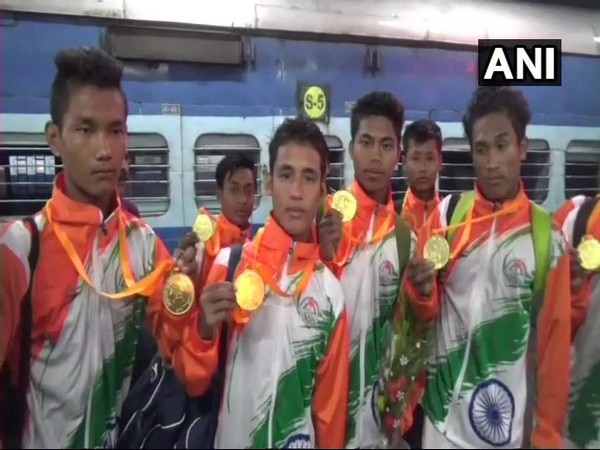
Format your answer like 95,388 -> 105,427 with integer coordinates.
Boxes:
194,153 -> 255,288
399,119 -> 443,233
169,117 -> 350,449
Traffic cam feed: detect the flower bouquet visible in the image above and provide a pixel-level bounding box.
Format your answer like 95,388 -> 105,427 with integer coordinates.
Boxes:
375,291 -> 432,449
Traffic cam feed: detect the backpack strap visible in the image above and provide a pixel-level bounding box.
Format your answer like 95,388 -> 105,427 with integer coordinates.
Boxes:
445,193 -> 462,228
530,203 -> 552,327
212,243 -> 243,404
0,217 -> 40,449
447,191 -> 475,244
395,215 -> 411,277
572,196 -> 600,248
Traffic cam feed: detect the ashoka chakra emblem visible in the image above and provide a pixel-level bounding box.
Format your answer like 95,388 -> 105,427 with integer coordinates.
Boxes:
468,378 -> 515,446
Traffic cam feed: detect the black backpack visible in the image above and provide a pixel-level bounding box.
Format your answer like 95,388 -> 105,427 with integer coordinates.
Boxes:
0,217 -> 41,449
116,244 -> 243,449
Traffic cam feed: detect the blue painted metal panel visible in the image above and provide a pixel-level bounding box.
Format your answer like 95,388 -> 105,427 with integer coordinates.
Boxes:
2,13 -> 600,126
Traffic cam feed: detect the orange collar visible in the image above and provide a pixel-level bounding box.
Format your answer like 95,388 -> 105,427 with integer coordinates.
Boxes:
403,187 -> 440,210
215,213 -> 249,247
472,182 -> 529,217
47,173 -> 120,227
351,179 -> 395,222
250,214 -> 319,275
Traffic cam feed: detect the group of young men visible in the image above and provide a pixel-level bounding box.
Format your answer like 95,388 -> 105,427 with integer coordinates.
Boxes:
0,45 -> 598,450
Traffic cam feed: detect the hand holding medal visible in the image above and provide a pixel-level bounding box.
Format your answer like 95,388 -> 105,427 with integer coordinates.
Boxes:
330,189 -> 358,223
163,231 -> 200,316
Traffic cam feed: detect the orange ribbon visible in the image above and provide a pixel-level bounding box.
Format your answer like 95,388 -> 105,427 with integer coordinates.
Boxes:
429,195 -> 526,260
232,225 -> 319,325
327,185 -> 396,266
45,201 -> 172,299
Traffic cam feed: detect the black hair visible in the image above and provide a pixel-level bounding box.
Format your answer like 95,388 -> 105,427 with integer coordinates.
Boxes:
268,117 -> 329,179
402,119 -> 442,155
50,47 -> 127,128
350,91 -> 405,140
462,87 -> 531,145
215,153 -> 256,190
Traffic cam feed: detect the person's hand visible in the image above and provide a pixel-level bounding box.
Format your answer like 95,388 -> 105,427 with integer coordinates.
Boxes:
570,246 -> 586,293
173,231 -> 199,276
318,210 -> 343,262
198,282 -> 237,340
405,257 -> 436,297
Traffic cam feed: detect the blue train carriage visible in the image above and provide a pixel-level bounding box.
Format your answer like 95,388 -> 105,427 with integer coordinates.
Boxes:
2,6 -> 600,252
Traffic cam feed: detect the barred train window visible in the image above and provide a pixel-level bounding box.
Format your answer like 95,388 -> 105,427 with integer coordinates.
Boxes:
324,135 -> 345,192
564,140 -> 600,199
0,132 -> 170,221
438,137 -> 550,203
194,134 -> 261,214
0,132 -> 59,220
126,133 -> 170,216
390,164 -> 407,202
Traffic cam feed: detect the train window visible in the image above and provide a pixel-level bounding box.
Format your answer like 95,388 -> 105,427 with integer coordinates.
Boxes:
521,139 -> 550,204
438,138 -> 550,203
564,140 -> 600,199
324,135 -> 345,192
390,164 -> 407,203
126,133 -> 170,216
0,132 -> 60,220
439,138 -> 474,197
193,133 -> 261,213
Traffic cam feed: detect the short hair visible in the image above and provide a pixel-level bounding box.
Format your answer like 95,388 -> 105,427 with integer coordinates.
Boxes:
215,153 -> 256,190
351,91 -> 405,140
462,87 -> 531,145
402,120 -> 442,155
50,47 -> 127,128
268,117 -> 328,178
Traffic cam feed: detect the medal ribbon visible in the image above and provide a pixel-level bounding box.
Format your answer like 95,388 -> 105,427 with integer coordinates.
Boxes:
232,225 -> 319,325
45,201 -> 172,299
429,195 -> 525,260
328,185 -> 396,266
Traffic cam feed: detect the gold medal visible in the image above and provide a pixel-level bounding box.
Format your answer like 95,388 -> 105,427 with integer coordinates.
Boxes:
577,236 -> 600,271
423,234 -> 450,270
234,270 -> 265,311
163,272 -> 195,316
193,214 -> 215,242
331,190 -> 358,223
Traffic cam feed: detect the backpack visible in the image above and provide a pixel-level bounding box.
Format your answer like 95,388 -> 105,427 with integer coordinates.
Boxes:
0,217 -> 41,449
444,191 -> 552,326
116,244 -> 243,449
571,196 -> 600,248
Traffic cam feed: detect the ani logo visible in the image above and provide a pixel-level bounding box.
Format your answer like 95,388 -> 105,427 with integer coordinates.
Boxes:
502,257 -> 528,288
283,433 -> 312,448
468,378 -> 515,447
379,260 -> 397,287
297,297 -> 320,327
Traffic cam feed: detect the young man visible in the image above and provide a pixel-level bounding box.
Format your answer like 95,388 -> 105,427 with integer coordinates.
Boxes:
194,153 -> 255,287
408,86 -> 573,449
553,196 -> 596,449
0,47 -> 199,449
318,91 -> 435,448
399,119 -> 443,232
171,117 -> 350,448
